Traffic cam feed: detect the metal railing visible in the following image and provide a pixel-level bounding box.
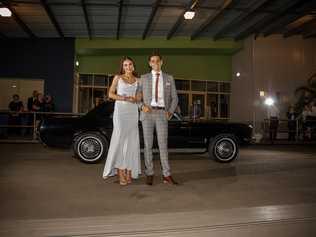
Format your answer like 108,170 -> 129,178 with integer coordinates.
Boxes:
262,118 -> 316,142
0,111 -> 83,142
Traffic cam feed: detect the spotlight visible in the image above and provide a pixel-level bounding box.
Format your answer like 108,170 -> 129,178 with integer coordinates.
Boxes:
184,11 -> 195,20
0,7 -> 12,17
236,72 -> 241,77
75,61 -> 79,66
264,97 -> 274,106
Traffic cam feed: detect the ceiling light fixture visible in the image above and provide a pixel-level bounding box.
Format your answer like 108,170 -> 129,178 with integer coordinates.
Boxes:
0,7 -> 12,17
184,10 -> 195,20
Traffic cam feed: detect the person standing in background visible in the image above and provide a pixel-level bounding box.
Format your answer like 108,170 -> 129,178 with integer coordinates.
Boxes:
8,94 -> 24,135
287,105 -> 298,141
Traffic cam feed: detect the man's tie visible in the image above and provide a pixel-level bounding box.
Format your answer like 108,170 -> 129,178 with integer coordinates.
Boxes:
155,73 -> 160,103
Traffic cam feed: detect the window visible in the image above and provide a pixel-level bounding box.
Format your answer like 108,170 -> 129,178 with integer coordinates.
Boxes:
220,94 -> 230,118
80,74 -> 93,86
178,93 -> 189,117
175,79 -> 231,120
175,80 -> 190,91
207,94 -> 218,118
75,74 -> 231,119
191,81 -> 206,92
207,81 -> 218,92
192,94 -> 205,118
77,74 -> 111,113
94,75 -> 107,87
220,82 -> 231,93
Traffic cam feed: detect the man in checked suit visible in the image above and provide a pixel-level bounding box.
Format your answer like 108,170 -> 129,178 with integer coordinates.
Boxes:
139,53 -> 179,185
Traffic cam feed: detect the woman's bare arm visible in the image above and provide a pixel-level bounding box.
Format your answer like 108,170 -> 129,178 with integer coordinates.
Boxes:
108,75 -> 127,101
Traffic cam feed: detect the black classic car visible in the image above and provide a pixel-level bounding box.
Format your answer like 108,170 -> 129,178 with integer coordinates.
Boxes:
38,101 -> 253,164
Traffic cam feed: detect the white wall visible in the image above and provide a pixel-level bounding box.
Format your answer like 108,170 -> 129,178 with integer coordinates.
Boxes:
231,35 -> 316,132
0,79 -> 44,110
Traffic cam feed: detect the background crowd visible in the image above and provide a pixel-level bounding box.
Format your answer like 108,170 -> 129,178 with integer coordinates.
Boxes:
2,90 -> 55,137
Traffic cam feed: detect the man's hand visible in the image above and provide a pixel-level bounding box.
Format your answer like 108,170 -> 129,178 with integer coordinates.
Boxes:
142,105 -> 151,113
166,111 -> 172,120
126,96 -> 136,103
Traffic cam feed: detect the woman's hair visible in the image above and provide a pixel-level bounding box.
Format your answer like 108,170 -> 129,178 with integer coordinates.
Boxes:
119,56 -> 139,77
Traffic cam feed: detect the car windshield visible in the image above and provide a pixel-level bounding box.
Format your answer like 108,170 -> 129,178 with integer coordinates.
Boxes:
85,102 -> 186,121
85,101 -> 114,118
170,112 -> 183,122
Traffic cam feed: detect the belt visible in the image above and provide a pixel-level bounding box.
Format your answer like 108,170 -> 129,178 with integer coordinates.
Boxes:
151,106 -> 165,110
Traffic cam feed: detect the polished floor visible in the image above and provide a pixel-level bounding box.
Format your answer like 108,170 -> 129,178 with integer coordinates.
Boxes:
0,144 -> 316,236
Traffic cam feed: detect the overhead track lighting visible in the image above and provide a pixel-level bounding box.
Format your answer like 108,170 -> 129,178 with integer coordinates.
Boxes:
184,0 -> 198,20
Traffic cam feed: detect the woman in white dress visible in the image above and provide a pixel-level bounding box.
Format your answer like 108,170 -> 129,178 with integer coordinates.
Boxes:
103,57 -> 141,185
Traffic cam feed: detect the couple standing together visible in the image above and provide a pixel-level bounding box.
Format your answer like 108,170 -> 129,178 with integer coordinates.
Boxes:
102,53 -> 179,186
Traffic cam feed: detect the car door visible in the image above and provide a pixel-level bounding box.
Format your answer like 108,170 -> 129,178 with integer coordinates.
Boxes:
187,121 -> 208,148
168,113 -> 190,148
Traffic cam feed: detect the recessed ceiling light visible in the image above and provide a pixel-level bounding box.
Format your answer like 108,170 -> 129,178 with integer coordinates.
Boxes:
184,11 -> 195,20
0,7 -> 12,17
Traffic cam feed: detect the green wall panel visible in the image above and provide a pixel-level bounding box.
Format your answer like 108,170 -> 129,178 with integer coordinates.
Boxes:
76,38 -> 240,81
78,55 -> 231,81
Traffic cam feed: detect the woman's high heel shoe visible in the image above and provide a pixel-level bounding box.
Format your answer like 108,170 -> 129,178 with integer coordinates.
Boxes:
126,170 -> 132,184
118,169 -> 127,186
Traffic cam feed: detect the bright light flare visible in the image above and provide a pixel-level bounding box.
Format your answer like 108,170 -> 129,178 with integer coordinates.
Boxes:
264,97 -> 274,106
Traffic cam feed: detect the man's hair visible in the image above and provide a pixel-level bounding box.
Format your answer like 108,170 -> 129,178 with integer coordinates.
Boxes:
148,51 -> 162,61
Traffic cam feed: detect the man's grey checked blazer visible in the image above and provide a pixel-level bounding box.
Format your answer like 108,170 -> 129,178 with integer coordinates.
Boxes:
139,72 -> 178,120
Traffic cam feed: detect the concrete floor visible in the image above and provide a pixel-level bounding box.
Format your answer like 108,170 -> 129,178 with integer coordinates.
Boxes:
0,144 -> 316,236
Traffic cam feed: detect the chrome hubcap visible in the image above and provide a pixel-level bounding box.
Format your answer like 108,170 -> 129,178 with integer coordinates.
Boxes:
79,138 -> 102,159
216,140 -> 234,158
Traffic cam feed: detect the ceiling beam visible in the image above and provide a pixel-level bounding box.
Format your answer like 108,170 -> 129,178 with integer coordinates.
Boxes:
191,0 -> 233,40
40,0 -> 64,38
8,1 -> 308,14
234,0 -> 305,41
2,0 -> 36,38
166,0 -> 197,40
262,2 -> 316,37
142,0 -> 161,40
116,0 -> 123,40
213,0 -> 271,41
283,17 -> 316,38
81,0 -> 92,39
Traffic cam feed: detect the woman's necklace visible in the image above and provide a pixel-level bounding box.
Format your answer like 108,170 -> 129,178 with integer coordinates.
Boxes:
122,74 -> 135,84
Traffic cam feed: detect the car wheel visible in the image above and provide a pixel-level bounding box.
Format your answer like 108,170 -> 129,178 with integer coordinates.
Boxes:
73,132 -> 108,163
208,134 -> 239,163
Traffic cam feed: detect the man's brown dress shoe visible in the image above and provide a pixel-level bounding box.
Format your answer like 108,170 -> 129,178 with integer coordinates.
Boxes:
146,175 -> 154,185
163,176 -> 178,185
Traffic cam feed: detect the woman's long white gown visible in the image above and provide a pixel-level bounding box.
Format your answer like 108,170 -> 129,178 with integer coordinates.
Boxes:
102,78 -> 141,179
